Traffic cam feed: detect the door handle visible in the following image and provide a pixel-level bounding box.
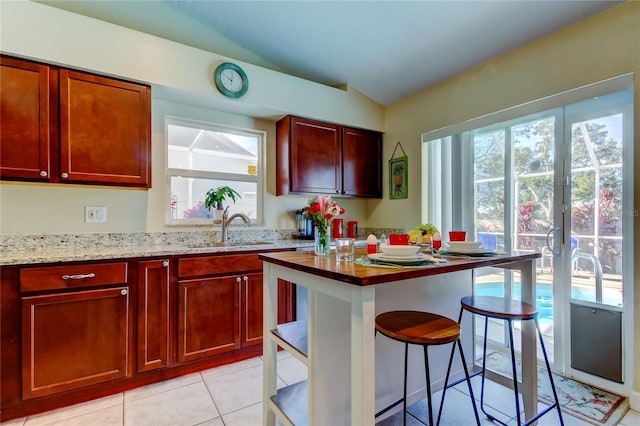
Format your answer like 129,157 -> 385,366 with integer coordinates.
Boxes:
545,227 -> 560,256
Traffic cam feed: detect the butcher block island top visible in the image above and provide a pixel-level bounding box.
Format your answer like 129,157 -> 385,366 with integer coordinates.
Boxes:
259,249 -> 542,426
258,248 -> 541,285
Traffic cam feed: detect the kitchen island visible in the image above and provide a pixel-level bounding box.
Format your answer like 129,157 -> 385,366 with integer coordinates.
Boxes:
260,249 -> 541,425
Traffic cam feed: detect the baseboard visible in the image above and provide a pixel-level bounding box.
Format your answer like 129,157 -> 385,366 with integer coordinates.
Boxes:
630,389 -> 640,411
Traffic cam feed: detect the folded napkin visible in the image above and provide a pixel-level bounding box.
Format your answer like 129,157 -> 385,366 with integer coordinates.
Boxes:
355,256 -> 446,268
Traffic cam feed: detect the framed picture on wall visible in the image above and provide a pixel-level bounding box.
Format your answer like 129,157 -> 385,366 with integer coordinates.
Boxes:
389,156 -> 408,199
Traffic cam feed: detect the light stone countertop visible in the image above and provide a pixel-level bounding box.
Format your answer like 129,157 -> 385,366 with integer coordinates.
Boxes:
0,240 -> 316,266
0,229 -> 393,266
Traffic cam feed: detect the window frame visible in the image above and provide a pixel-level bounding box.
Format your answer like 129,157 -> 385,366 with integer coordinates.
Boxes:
164,116 -> 265,226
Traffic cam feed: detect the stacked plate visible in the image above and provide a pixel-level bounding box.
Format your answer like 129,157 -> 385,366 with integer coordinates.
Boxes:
368,244 -> 439,265
379,244 -> 420,256
444,241 -> 495,255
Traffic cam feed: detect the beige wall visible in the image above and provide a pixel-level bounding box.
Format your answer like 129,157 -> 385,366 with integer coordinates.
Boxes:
379,1 -> 639,408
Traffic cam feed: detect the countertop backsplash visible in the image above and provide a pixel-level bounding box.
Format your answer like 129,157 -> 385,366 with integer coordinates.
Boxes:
0,227 -> 405,266
1,227 -> 404,252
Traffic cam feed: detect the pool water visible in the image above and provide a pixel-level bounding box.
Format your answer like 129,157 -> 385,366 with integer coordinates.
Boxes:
475,282 -> 554,320
475,281 -> 623,322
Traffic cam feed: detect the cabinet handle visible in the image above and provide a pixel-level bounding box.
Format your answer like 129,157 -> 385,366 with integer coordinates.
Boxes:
335,190 -> 340,193
243,276 -> 249,284
61,273 -> 96,280
236,277 -> 242,283
120,289 -> 128,296
61,172 -> 69,179
40,171 -> 48,177
162,261 -> 169,267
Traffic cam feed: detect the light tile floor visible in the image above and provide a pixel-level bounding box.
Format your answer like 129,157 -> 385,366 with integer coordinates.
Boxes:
2,351 -> 638,426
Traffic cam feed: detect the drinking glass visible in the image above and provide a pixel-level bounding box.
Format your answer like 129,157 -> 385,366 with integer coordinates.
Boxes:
431,236 -> 442,252
335,238 -> 355,261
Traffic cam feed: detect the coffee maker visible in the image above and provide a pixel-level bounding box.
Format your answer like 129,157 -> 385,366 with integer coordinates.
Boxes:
295,209 -> 314,239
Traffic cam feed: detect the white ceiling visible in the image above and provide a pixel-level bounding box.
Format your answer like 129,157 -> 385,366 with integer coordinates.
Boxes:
40,0 -> 623,106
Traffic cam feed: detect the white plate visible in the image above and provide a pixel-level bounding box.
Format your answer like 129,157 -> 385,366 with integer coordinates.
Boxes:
368,253 -> 435,265
447,241 -> 482,250
443,247 -> 496,255
379,244 -> 421,257
373,253 -> 426,260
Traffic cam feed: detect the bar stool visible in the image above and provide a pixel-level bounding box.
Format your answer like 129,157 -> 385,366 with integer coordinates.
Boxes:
441,296 -> 563,426
375,310 -> 480,426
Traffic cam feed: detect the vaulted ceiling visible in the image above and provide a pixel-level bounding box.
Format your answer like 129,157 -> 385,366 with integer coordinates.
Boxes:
40,0 -> 624,105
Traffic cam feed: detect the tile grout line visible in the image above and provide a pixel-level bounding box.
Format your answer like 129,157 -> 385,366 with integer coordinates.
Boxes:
198,370 -> 226,425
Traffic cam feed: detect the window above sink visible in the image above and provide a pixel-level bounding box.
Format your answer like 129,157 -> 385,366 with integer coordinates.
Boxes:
165,117 -> 265,226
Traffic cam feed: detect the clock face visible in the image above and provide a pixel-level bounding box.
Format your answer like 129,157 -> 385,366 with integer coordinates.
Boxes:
214,63 -> 249,98
221,69 -> 243,93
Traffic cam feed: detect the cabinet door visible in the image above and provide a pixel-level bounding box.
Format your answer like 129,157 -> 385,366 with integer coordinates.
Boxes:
21,287 -> 132,399
178,276 -> 240,362
242,273 -> 263,347
0,56 -> 56,181
288,116 -> 342,195
59,70 -> 151,187
342,127 -> 382,198
137,260 -> 170,372
243,276 -> 295,348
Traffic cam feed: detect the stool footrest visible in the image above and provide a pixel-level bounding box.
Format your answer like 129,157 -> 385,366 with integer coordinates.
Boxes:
374,397 -> 405,419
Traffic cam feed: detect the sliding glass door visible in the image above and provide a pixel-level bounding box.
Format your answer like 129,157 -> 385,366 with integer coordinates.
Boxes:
469,90 -> 632,388
472,111 -> 559,359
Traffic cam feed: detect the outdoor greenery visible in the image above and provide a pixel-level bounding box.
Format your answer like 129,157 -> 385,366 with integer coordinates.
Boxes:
473,114 -> 623,274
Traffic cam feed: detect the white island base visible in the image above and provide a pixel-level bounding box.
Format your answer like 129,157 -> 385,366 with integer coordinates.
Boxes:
261,251 -> 539,425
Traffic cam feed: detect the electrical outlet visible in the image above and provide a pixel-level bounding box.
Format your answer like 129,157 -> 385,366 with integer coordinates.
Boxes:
85,206 -> 107,223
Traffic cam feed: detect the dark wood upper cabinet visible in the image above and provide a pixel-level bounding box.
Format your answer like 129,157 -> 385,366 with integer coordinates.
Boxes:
0,55 -> 151,188
276,115 -> 382,198
278,116 -> 342,195
342,127 -> 382,198
0,56 -> 56,181
59,70 -> 150,187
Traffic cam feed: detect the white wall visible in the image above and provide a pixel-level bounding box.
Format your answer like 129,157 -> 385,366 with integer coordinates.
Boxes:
0,0 -> 381,234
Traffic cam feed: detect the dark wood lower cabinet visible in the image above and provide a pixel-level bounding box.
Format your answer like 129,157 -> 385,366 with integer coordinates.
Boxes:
1,251 -> 295,422
243,273 -> 264,347
137,259 -> 170,372
178,275 -> 241,362
21,286 -> 132,399
244,276 -> 295,348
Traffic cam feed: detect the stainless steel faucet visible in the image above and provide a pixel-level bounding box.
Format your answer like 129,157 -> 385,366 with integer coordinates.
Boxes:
220,206 -> 250,244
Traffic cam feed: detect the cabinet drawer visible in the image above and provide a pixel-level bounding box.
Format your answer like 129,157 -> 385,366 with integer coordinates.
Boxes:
178,254 -> 261,278
20,262 -> 128,292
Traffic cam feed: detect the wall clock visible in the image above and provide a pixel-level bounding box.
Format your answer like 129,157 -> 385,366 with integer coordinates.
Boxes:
214,62 -> 249,98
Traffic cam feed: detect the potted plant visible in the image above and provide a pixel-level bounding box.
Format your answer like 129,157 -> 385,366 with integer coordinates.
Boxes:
204,186 -> 241,223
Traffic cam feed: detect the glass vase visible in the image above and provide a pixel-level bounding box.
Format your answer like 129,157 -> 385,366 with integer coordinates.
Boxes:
314,225 -> 331,256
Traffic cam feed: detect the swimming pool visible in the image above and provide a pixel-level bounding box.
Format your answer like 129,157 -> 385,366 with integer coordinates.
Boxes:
475,282 -> 555,320
475,281 -> 623,322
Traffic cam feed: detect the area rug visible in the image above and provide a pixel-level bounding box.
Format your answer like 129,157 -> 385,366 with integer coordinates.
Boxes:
485,352 -> 629,425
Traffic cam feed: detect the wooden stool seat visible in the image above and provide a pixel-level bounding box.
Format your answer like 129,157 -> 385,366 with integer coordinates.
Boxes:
375,310 -> 479,425
460,295 -> 538,320
375,310 -> 461,345
451,295 -> 563,426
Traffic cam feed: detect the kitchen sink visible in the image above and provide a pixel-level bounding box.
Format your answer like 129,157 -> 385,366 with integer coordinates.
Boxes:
184,241 -> 274,248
